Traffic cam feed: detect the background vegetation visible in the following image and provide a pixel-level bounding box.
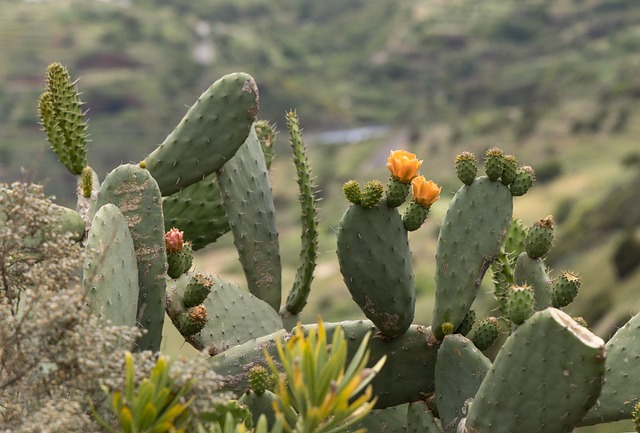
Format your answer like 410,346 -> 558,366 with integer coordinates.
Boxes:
1,1 -> 639,431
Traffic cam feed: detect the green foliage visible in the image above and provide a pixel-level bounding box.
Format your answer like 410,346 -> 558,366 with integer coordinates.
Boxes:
91,352 -> 193,433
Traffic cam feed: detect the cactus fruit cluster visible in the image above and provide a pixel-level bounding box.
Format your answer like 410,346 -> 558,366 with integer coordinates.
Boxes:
23,62 -> 640,432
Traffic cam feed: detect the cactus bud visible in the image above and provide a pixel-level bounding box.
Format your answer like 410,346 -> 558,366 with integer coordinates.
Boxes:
455,151 -> 477,186
360,180 -> 384,208
507,285 -> 535,325
484,147 -> 504,181
184,272 -> 213,307
441,322 -> 455,336
500,154 -> 518,186
472,317 -> 500,351
386,177 -> 410,208
175,305 -> 207,336
342,180 -> 362,205
80,166 -> 93,198
248,365 -> 276,396
455,309 -> 476,336
525,216 -> 555,259
165,227 -> 184,252
552,271 -> 581,308
509,166 -> 536,196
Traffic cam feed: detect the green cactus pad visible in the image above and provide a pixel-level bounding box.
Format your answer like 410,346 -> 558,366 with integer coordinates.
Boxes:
492,218 -> 527,315
581,311 -> 640,425
507,285 -> 535,325
83,204 -> 139,327
282,111 -> 319,316
470,317 -> 500,351
337,202 -> 415,337
500,154 -> 518,186
407,401 -> 442,433
254,120 -> 276,170
432,176 -> 513,339
455,152 -> 477,186
435,334 -> 491,432
15,202 -> 85,250
525,216 -> 555,259
455,309 -> 476,336
509,165 -> 536,196
239,390 -> 278,428
95,164 -> 167,352
514,251 -> 552,311
143,72 -> 259,196
349,403 -> 408,433
170,274 -> 283,354
552,271 -> 581,309
386,177 -> 410,208
217,126 -> 282,312
211,321 -> 440,409
484,147 -> 504,181
162,173 -> 229,251
464,308 -> 606,433
38,63 -> 88,175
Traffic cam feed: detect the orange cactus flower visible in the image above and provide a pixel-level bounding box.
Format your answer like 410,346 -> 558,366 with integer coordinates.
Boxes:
386,150 -> 423,183
411,176 -> 441,208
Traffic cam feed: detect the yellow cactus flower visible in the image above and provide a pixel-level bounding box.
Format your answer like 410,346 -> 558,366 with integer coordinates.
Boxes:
386,150 -> 423,183
411,176 -> 441,207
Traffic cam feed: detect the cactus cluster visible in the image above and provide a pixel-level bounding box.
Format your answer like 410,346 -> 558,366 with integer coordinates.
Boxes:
26,62 -> 640,433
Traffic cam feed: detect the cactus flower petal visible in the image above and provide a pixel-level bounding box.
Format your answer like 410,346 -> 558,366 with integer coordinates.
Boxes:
386,150 -> 423,183
411,176 -> 441,208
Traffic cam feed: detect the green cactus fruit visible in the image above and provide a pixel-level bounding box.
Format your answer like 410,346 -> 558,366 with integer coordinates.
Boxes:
471,317 -> 500,351
173,305 -> 208,336
435,334 -> 491,432
337,202 -> 415,337
407,401 -> 442,433
342,180 -> 362,205
211,321 -> 440,410
552,271 -> 581,309
509,165 -> 536,196
525,215 -> 555,259
143,72 -> 259,196
455,151 -> 477,186
386,177 -> 410,208
183,272 -> 213,308
95,164 -> 167,352
455,309 -> 476,336
580,310 -> 640,426
83,204 -> 139,327
217,125 -> 282,312
282,111 -> 319,316
360,180 -> 384,208
507,285 -> 535,325
38,63 -> 88,175
500,154 -> 518,185
248,365 -> 276,396
484,147 -> 504,181
402,201 -> 428,231
465,308 -> 606,433
162,173 -> 229,251
165,228 -> 193,278
238,390 -> 278,429
170,274 -> 283,354
432,177 -> 513,339
441,322 -> 455,336
514,251 -> 552,311
254,119 -> 276,169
